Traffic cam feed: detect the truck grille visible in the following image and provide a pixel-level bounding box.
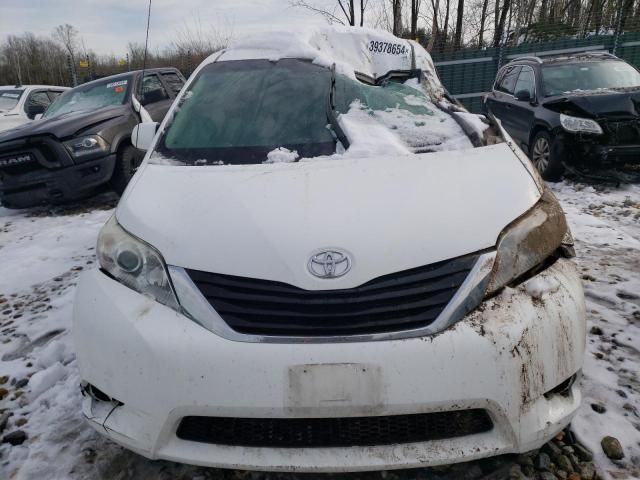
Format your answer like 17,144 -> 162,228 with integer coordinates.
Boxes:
0,151 -> 41,175
176,410 -> 493,448
186,253 -> 478,336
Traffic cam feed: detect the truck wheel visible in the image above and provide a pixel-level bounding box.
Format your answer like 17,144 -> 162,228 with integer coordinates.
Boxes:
110,145 -> 141,194
530,131 -> 563,181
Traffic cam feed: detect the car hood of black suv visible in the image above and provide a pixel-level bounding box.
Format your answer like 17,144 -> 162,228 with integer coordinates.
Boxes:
543,88 -> 640,119
0,104 -> 131,144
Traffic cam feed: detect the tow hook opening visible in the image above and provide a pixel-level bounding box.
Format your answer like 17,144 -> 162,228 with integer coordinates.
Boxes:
544,372 -> 579,399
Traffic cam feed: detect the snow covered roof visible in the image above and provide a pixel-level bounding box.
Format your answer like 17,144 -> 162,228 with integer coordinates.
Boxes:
213,26 -> 445,99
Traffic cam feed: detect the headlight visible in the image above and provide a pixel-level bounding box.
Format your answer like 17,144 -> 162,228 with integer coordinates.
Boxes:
63,135 -> 109,158
97,215 -> 180,310
560,113 -> 603,135
485,189 -> 570,296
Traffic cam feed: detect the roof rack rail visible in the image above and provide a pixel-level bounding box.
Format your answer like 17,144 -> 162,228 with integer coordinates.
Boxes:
509,56 -> 543,64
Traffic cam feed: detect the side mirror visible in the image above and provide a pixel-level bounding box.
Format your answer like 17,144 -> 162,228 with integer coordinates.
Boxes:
131,122 -> 159,151
27,104 -> 46,119
515,90 -> 532,102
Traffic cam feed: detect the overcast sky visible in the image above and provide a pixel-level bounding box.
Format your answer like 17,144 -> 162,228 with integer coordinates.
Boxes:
0,0 -> 330,56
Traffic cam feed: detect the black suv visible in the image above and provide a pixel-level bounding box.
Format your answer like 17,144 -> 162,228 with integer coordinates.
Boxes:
483,52 -> 640,180
0,68 -> 185,208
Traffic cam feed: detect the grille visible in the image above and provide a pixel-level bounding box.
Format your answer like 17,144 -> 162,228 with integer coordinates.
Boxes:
187,253 -> 478,336
176,410 -> 493,448
604,120 -> 640,145
0,151 -> 41,175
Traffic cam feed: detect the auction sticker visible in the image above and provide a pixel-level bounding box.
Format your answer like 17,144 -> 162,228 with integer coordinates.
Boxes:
107,80 -> 128,88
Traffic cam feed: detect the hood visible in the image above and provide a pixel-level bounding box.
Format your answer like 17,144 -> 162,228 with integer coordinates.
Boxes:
117,143 -> 541,290
543,89 -> 640,118
0,104 -> 130,143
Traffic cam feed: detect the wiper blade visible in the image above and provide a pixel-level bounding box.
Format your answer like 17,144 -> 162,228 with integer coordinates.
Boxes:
326,63 -> 350,149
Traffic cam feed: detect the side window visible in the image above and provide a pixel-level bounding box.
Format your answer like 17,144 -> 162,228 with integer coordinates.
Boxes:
494,68 -> 507,89
496,66 -> 522,95
24,91 -> 51,118
140,74 -> 169,105
161,72 -> 185,95
47,90 -> 64,102
514,68 -> 536,98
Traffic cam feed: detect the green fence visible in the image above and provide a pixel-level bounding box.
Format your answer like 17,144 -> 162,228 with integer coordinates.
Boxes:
431,32 -> 640,113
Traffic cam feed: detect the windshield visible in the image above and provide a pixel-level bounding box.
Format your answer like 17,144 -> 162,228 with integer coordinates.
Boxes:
0,89 -> 23,112
542,61 -> 640,97
43,76 -> 131,119
155,59 -> 335,165
335,75 -> 472,153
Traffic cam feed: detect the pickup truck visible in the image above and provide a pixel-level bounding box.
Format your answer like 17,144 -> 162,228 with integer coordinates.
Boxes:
0,85 -> 69,133
0,68 -> 185,208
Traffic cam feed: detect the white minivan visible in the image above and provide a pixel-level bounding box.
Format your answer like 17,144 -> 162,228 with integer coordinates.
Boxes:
73,27 -> 586,472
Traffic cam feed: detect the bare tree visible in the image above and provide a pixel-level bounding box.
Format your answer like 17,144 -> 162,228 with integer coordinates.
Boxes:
289,0 -> 368,26
454,0 -> 465,47
493,0 -> 511,46
53,24 -> 78,63
392,0 -> 403,35
478,0 -> 489,46
411,0 -> 422,37
427,0 -> 441,50
53,24 -> 79,84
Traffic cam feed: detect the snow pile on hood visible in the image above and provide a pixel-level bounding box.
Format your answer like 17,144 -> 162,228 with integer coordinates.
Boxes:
265,147 -> 299,163
225,26 -> 445,99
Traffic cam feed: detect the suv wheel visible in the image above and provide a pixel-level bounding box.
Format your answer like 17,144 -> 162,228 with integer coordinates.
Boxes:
531,131 -> 563,181
111,145 -> 142,194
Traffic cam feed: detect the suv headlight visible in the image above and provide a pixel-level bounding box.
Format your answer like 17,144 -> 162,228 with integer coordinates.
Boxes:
97,215 -> 180,310
560,113 -> 603,135
486,189 -> 572,296
63,135 -> 110,159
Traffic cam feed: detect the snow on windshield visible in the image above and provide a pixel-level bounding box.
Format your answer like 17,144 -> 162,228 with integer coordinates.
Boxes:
265,147 -> 299,163
148,26 -> 486,167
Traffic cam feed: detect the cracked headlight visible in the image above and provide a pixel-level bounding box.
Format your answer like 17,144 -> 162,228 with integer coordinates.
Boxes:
560,113 -> 603,135
97,215 -> 180,310
63,135 -> 110,159
485,189 -> 571,296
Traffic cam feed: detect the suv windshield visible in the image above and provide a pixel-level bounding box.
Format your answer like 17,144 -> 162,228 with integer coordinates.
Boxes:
43,76 -> 131,119
542,61 -> 640,97
155,59 -> 335,165
0,89 -> 23,112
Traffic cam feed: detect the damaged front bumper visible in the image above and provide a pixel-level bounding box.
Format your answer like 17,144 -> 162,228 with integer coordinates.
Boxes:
73,258 -> 585,472
555,132 -> 640,180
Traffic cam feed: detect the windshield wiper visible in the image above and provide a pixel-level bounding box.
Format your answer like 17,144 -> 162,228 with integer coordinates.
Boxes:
326,63 -> 350,149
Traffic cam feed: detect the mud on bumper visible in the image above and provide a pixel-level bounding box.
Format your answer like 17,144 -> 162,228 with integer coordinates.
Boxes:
73,258 -> 586,472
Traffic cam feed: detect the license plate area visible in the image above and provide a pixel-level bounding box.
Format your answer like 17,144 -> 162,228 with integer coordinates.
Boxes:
287,363 -> 383,415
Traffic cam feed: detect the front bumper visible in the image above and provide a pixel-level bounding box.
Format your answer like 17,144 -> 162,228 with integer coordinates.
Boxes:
556,132 -> 640,168
0,154 -> 116,208
72,258 -> 586,472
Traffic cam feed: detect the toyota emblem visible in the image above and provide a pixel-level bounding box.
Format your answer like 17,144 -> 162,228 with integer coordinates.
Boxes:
307,250 -> 351,279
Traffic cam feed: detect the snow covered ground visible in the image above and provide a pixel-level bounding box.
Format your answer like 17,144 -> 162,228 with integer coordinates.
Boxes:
0,181 -> 638,480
